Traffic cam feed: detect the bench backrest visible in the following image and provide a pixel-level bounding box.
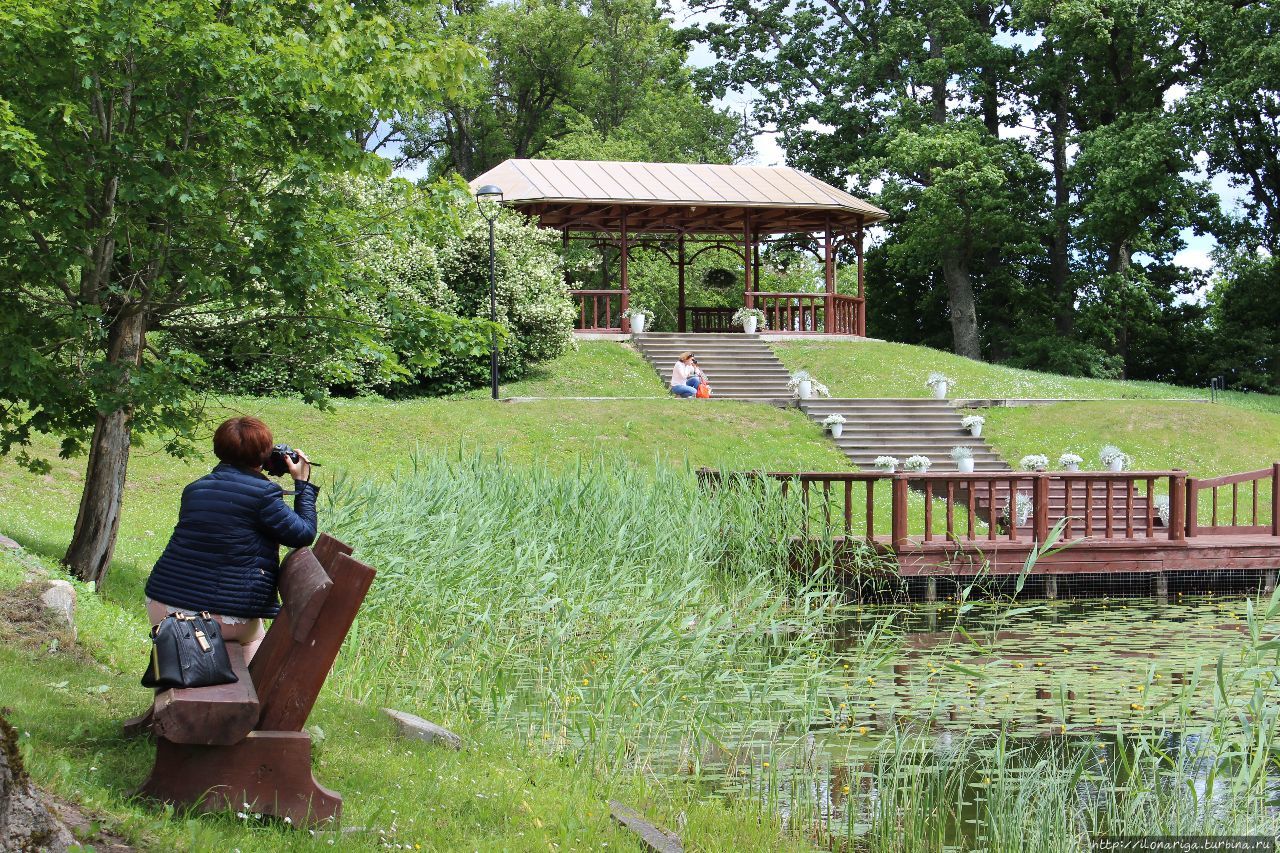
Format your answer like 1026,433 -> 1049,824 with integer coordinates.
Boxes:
248,533 -> 376,731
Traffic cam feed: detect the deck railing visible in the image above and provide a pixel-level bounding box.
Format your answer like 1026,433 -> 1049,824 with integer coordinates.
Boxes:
570,289 -> 628,332
753,293 -> 864,335
700,469 -> 1193,551
1187,464 -> 1280,536
689,307 -> 736,333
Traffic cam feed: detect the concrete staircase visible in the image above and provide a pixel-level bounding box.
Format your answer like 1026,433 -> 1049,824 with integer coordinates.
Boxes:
797,398 -> 1010,473
632,333 -> 792,402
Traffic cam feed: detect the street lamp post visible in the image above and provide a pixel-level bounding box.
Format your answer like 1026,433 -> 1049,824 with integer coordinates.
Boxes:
475,184 -> 503,400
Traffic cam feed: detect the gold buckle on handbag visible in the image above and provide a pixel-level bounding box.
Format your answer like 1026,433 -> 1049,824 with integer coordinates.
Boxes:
193,629 -> 212,653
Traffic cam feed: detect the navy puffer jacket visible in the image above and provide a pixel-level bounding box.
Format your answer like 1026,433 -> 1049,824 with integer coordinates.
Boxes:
145,463 -> 319,619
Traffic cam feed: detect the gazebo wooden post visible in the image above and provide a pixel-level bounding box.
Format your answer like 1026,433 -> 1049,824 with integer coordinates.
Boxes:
856,220 -> 866,336
742,214 -> 754,310
677,232 -> 687,333
824,216 -> 835,334
619,213 -> 630,333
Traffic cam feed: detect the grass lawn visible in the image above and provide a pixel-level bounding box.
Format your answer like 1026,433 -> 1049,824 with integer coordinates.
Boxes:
455,340 -> 665,398
0,396 -> 848,605
771,340 -> 1280,414
980,401 -> 1280,478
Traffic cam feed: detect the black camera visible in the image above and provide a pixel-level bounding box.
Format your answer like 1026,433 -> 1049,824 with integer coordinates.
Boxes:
264,443 -> 303,477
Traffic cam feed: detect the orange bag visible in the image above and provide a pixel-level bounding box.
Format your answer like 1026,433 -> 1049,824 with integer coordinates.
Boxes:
695,381 -> 711,399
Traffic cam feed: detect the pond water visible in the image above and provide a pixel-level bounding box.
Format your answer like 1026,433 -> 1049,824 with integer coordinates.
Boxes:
684,594 -> 1280,847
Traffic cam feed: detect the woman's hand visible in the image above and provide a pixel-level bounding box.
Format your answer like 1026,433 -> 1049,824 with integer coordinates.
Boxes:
285,448 -> 312,483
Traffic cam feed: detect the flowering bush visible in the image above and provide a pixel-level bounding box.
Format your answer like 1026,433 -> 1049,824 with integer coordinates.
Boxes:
822,413 -> 846,426
950,446 -> 973,461
731,307 -> 766,327
874,456 -> 900,471
903,455 -> 932,472
926,372 -> 955,389
1019,454 -> 1049,471
1058,452 -> 1083,467
434,191 -> 575,392
621,306 -> 650,319
961,415 -> 985,430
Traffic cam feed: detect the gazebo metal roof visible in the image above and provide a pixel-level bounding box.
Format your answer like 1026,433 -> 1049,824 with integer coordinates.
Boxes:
469,159 -> 888,234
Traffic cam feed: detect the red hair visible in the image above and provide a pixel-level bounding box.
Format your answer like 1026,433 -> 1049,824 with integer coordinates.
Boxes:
212,417 -> 273,468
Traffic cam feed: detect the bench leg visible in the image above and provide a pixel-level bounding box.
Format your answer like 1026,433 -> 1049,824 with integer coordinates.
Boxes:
136,731 -> 341,827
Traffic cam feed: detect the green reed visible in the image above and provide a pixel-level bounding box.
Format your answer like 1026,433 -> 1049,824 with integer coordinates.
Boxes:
321,451 -> 892,779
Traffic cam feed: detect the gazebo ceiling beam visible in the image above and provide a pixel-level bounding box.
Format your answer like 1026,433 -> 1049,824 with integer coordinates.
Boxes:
517,203 -> 868,237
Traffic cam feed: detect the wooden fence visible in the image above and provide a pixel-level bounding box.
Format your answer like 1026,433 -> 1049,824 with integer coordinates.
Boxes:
1187,464 -> 1280,536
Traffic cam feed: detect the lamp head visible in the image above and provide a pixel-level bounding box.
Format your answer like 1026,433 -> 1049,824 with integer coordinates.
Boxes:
475,184 -> 503,221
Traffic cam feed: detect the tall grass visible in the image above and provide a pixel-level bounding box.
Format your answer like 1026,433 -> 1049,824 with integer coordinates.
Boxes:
322,453 -> 894,779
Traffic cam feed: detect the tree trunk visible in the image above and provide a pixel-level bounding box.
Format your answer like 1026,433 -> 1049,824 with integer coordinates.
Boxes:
64,308 -> 146,588
942,249 -> 982,359
1050,92 -> 1073,335
1106,240 -> 1132,379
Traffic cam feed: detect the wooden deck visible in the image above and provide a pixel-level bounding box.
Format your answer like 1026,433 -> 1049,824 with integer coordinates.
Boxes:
700,467 -> 1280,587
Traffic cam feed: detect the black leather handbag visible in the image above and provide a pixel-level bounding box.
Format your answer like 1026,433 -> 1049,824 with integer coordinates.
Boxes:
141,611 -> 239,689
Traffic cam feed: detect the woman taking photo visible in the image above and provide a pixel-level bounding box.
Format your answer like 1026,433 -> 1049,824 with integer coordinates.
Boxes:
144,416 -> 317,663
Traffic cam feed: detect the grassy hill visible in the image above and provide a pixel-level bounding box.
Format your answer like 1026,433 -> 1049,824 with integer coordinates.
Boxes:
772,339 -> 1280,415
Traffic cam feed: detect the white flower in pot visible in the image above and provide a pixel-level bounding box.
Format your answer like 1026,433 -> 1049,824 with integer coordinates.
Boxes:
1154,495 -> 1171,527
732,306 -> 766,335
926,372 -> 955,400
874,455 -> 900,473
961,414 -> 985,437
822,412 -> 847,439
1003,493 -> 1033,527
1058,452 -> 1083,472
950,446 -> 975,474
903,454 -> 932,473
787,370 -> 830,400
1019,454 -> 1050,473
1099,445 -> 1130,472
622,305 -> 649,335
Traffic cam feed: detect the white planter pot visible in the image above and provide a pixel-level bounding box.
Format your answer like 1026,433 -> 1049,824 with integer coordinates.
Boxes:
969,424 -> 982,438
630,314 -> 646,335
1108,457 -> 1125,472
1064,462 -> 1080,472
743,316 -> 758,335
797,379 -> 812,399
957,458 -> 975,474
931,382 -> 948,400
878,466 -> 896,474
829,423 -> 843,439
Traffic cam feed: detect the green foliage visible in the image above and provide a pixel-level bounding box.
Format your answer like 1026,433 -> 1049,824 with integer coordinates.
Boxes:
1003,334 -> 1124,380
0,0 -> 482,465
1206,253 -> 1280,394
400,0 -> 748,178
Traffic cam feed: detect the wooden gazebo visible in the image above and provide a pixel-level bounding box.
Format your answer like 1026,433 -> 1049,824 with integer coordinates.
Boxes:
469,159 -> 889,335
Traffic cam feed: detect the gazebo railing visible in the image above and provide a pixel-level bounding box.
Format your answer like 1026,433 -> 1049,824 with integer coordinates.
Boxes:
570,289 -> 628,332
753,293 -> 864,335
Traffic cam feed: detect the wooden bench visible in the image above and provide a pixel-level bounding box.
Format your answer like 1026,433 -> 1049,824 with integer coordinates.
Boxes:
123,533 -> 376,827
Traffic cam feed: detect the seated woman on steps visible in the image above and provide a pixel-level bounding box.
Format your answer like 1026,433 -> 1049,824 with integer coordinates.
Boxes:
670,351 -> 708,398
143,416 -> 317,663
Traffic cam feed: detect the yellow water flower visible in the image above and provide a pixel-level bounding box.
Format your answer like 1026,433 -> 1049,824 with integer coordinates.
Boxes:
858,726 -> 869,735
